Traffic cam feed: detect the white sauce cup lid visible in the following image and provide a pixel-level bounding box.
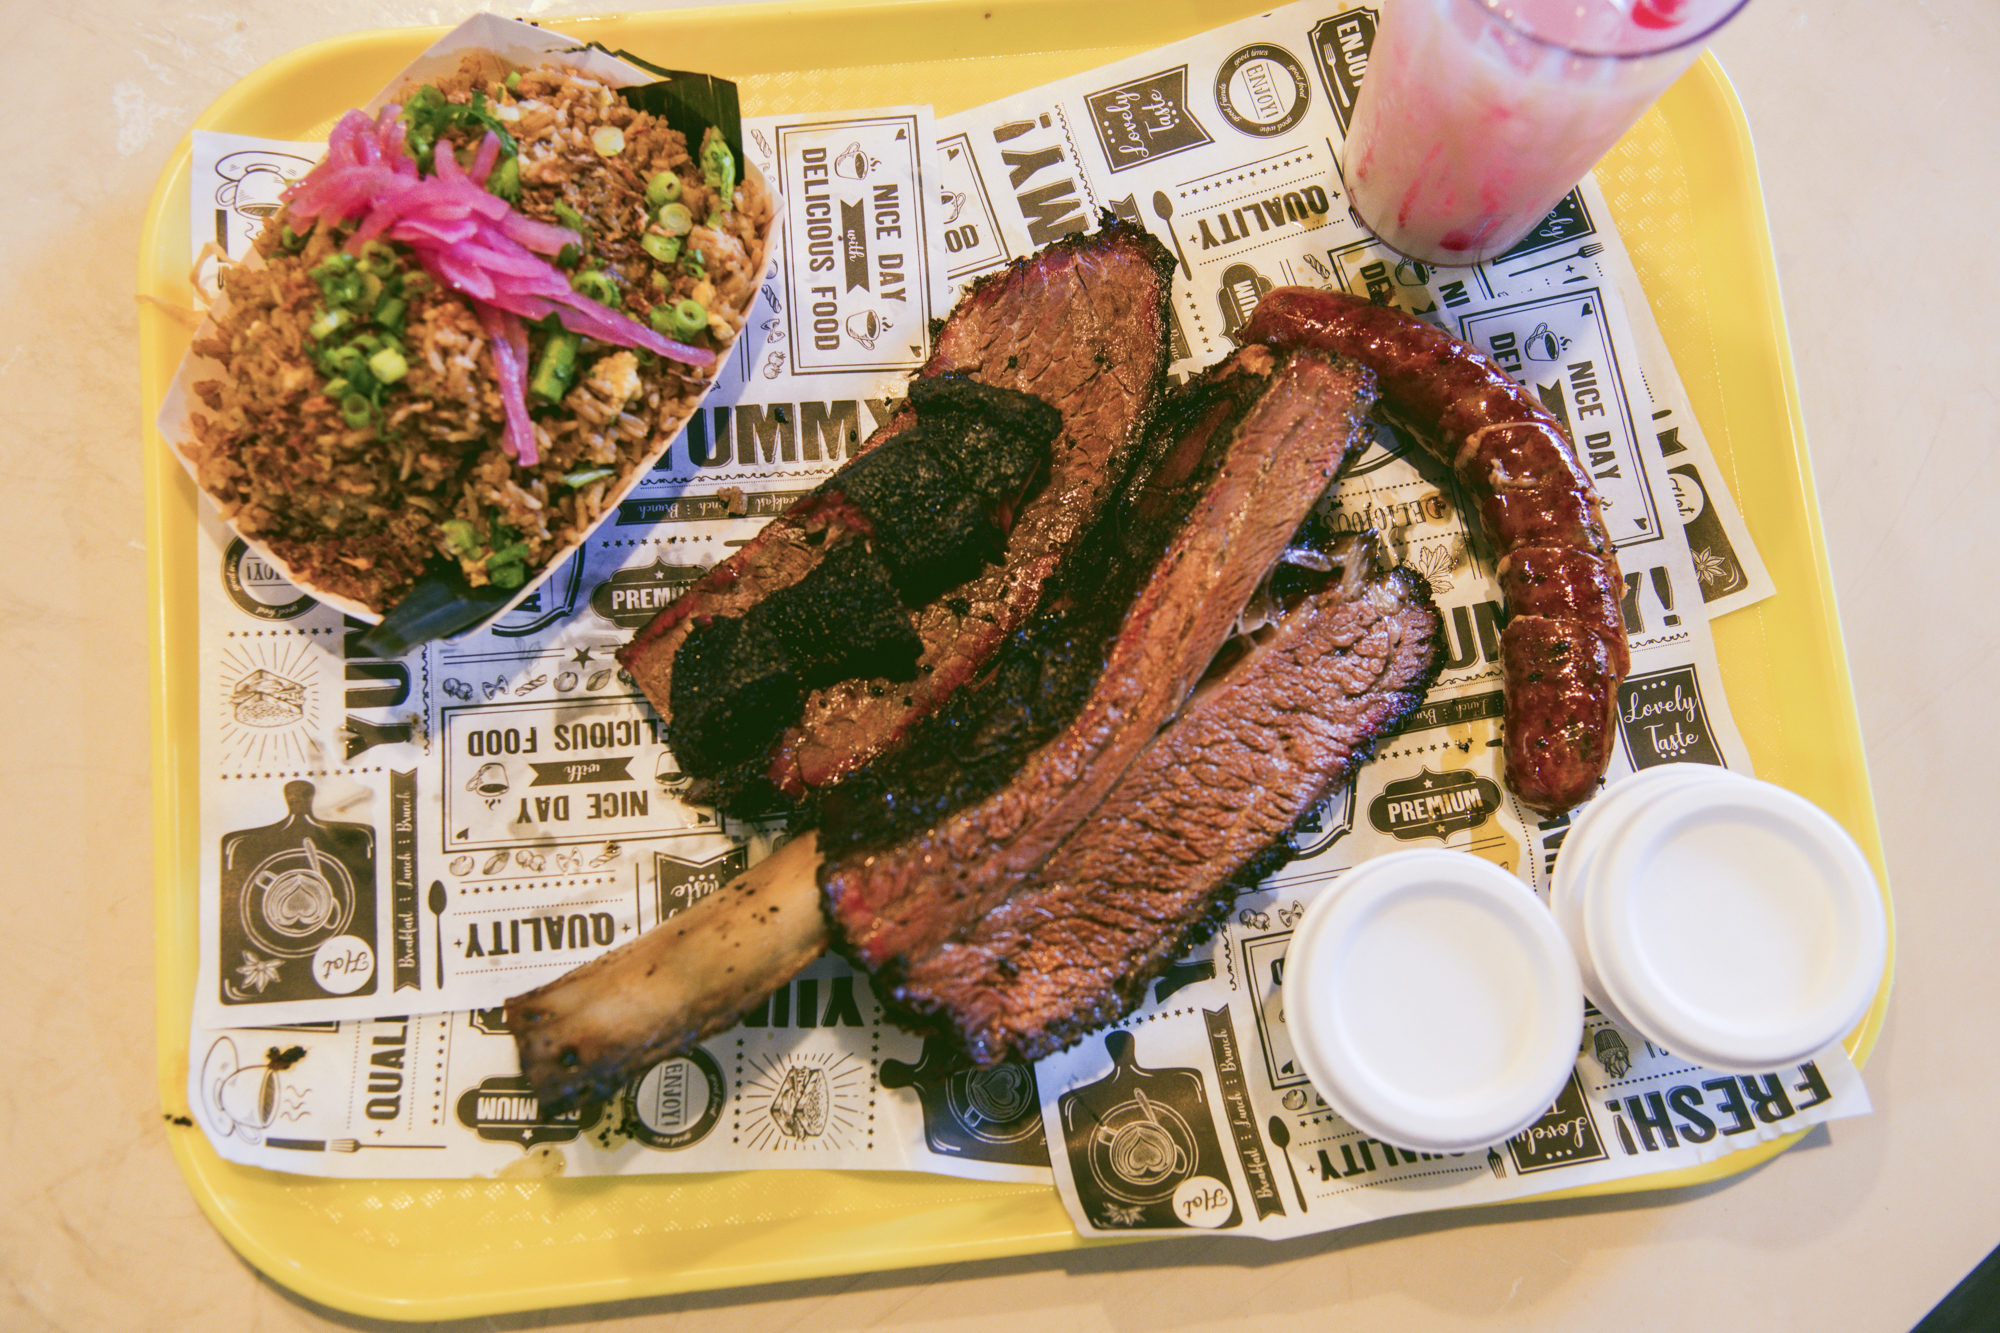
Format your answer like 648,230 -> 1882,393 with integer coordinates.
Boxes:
1584,779 -> 1887,1073
1550,764 -> 1749,1026
1287,849 -> 1583,1153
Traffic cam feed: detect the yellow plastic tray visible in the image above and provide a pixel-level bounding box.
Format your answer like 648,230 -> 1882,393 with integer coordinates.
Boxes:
141,0 -> 1893,1319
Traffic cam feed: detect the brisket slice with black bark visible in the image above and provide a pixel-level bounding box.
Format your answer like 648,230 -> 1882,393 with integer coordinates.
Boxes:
664,377 -> 1059,773
818,346 -> 1382,985
502,346 -> 1300,1110
618,220 -> 1176,813
882,531 -> 1444,1063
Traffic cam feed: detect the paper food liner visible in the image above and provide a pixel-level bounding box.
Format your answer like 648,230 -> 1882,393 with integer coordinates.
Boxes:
156,13 -> 782,628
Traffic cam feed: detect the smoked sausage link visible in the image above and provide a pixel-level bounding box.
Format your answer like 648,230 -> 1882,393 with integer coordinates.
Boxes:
1240,288 -> 1627,815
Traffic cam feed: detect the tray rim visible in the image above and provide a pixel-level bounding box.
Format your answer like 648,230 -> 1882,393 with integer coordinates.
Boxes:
141,0 -> 1893,1319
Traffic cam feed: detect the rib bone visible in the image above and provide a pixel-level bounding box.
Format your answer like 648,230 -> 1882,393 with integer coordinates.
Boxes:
505,833 -> 826,1108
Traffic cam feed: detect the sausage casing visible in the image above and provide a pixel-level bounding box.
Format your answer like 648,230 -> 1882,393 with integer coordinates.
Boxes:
1240,288 -> 1627,815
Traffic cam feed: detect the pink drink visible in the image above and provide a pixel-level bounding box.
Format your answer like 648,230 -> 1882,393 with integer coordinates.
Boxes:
1342,0 -> 1749,266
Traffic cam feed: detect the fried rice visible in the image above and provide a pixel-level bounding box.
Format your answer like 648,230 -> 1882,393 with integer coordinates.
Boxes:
186,61 -> 772,613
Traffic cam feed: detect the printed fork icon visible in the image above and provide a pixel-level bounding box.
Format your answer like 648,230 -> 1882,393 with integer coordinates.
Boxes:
1510,243 -> 1606,275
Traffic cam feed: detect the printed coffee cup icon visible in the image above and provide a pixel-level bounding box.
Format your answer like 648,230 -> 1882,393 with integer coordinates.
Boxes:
844,309 -> 890,349
655,751 -> 692,796
219,780 -> 378,1004
1060,1030 -> 1240,1229
832,142 -> 878,180
238,814 -> 357,957
1088,1086 -> 1198,1202
217,1062 -> 280,1134
199,1037 -> 281,1144
1524,321 -> 1569,361
1104,1111 -> 1188,1188
882,1036 -> 1049,1164
263,863 -> 339,937
214,150 -> 310,219
961,1064 -> 1035,1127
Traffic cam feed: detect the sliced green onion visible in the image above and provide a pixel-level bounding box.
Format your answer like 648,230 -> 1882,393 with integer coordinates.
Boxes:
656,201 -> 694,236
279,224 -> 307,252
640,232 -> 682,265
488,561 -> 526,590
679,246 -> 707,279
552,200 -> 587,233
441,519 -> 479,555
308,308 -> 351,341
645,171 -> 683,208
528,329 -> 581,404
700,126 -> 736,218
372,296 -> 406,330
561,467 -> 616,488
652,298 -> 708,341
368,347 -> 408,384
505,70 -> 522,93
340,392 -> 373,429
485,156 -> 520,202
571,270 -> 620,307
555,242 -> 581,270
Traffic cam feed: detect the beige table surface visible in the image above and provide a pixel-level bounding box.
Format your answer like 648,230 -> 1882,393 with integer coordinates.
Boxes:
5,0 -> 1996,1328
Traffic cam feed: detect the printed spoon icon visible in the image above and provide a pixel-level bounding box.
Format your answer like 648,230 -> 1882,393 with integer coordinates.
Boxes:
428,880 -> 447,988
1151,191 -> 1192,277
1268,1114 -> 1309,1212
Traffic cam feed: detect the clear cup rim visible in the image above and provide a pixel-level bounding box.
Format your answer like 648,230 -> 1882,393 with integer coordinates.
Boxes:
1451,0 -> 1756,62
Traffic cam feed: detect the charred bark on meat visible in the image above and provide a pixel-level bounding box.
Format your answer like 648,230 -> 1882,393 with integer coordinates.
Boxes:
619,220 -> 1178,815
666,377 -> 1060,774
811,350 -> 1293,857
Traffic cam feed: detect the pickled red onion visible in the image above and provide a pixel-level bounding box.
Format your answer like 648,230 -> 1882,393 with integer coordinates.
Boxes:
476,302 -> 538,467
282,105 -> 717,467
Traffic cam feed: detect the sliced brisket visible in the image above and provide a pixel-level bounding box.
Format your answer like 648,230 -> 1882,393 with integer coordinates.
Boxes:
619,221 -> 1176,812
818,346 -> 1382,980
883,533 -> 1444,1063
663,377 -> 1058,774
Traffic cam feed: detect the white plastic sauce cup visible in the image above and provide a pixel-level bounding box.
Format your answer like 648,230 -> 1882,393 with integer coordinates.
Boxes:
1551,764 -> 1888,1074
1286,849 -> 1584,1153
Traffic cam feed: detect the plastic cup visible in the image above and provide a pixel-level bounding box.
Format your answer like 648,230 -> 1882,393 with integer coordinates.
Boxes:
1341,0 -> 1753,266
1286,849 -> 1583,1153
